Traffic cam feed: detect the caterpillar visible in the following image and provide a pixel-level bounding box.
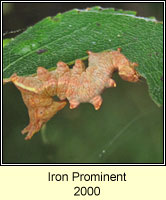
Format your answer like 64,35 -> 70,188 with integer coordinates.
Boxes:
4,48 -> 139,140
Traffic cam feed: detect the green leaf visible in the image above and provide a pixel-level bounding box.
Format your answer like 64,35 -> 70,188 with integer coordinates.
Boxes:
3,38 -> 13,47
3,7 -> 163,106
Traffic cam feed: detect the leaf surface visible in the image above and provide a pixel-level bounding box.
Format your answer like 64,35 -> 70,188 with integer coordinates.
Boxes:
3,7 -> 163,105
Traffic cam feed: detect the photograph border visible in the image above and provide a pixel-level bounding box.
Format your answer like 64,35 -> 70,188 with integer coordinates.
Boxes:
1,0 -> 165,166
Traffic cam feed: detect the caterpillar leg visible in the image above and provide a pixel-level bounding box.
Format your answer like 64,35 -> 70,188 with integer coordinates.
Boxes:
23,119 -> 44,140
21,107 -> 41,140
90,95 -> 103,110
105,78 -> 116,88
69,100 -> 80,109
22,124 -> 32,135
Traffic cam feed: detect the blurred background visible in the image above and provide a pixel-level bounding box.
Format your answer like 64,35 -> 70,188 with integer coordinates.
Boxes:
3,2 -> 163,164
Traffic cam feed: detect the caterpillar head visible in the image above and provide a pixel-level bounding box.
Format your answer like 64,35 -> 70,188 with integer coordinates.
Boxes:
118,62 -> 139,82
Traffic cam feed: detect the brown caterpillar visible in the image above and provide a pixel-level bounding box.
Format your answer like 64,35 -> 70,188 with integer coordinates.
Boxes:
4,48 -> 139,140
